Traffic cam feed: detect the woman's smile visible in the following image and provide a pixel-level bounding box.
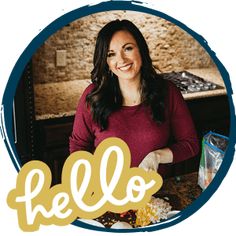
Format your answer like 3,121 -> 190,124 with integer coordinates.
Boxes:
117,63 -> 133,71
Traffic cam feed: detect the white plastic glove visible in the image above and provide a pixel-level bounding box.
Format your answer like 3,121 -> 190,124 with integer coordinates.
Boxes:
138,151 -> 161,172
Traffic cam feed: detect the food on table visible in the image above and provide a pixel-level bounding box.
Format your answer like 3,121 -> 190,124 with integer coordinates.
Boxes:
93,196 -> 173,228
135,196 -> 172,227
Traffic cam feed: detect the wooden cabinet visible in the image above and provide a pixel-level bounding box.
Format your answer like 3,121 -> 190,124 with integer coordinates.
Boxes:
14,62 -> 36,165
187,95 -> 230,136
34,116 -> 74,184
179,95 -> 230,176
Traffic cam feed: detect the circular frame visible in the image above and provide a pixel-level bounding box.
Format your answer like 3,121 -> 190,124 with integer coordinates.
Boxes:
1,0 -> 236,233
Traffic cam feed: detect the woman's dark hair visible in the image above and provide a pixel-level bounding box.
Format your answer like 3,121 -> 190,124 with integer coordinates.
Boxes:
86,19 -> 167,130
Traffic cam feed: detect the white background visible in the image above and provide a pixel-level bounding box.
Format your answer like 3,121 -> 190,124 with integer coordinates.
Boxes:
0,0 -> 235,235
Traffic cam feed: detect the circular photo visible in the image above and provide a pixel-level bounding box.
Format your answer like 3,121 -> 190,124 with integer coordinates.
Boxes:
2,1 -> 235,232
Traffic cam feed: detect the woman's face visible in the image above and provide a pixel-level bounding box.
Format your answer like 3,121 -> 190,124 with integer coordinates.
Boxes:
107,30 -> 142,83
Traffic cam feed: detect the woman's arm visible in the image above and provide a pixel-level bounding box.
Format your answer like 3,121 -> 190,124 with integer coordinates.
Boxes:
167,81 -> 200,163
139,82 -> 199,171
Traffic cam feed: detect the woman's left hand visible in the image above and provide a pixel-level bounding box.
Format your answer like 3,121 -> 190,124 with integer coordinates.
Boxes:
138,151 -> 161,172
139,148 -> 173,172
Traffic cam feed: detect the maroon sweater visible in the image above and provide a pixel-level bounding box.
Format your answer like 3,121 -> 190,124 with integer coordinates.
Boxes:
69,82 -> 199,177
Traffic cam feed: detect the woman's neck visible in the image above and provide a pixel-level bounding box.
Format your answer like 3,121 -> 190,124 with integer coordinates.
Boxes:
118,79 -> 141,106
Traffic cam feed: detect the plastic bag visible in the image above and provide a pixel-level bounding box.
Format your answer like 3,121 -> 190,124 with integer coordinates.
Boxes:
198,131 -> 229,190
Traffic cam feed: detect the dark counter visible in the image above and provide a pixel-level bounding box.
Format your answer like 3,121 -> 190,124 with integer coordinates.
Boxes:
156,172 -> 202,210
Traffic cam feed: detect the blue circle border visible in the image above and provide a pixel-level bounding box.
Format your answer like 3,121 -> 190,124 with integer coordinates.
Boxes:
1,0 -> 236,233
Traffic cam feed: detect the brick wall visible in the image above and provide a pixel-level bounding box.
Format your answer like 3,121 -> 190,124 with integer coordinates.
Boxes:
32,10 -> 214,84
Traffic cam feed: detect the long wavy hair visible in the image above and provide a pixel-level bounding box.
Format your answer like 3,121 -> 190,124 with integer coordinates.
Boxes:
86,19 -> 167,130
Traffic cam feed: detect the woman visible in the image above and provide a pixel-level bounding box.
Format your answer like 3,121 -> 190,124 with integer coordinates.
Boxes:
69,19 -> 199,177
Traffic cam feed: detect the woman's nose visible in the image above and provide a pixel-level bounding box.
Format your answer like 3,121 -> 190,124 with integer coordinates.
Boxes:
117,51 -> 126,63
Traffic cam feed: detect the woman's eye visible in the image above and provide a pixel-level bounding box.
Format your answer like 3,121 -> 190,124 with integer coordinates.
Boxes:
124,46 -> 133,51
107,52 -> 115,58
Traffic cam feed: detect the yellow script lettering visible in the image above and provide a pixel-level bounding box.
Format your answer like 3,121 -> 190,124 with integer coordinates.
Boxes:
7,138 -> 163,231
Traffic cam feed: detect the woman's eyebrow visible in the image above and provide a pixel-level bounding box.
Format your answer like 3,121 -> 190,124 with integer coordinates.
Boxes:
108,42 -> 135,52
122,42 -> 135,48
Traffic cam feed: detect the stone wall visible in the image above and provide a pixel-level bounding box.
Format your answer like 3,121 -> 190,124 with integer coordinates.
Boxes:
32,10 -> 214,84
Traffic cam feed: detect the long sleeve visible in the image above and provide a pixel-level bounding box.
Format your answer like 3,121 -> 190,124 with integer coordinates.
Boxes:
69,84 -> 95,153
167,82 -> 200,163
